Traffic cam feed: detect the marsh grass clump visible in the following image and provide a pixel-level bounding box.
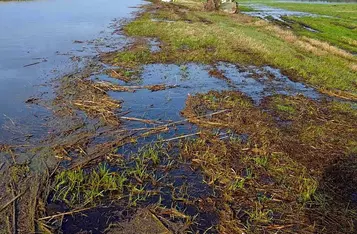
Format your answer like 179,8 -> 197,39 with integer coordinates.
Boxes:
282,16 -> 357,54
52,163 -> 127,206
52,144 -> 166,208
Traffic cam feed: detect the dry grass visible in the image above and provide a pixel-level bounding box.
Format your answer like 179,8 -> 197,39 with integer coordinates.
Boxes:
53,76 -> 122,125
179,90 -> 357,233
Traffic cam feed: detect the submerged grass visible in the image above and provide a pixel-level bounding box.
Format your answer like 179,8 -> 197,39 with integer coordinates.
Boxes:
48,142 -> 216,233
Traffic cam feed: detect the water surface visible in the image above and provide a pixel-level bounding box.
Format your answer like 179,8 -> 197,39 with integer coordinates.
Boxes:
0,0 -> 143,142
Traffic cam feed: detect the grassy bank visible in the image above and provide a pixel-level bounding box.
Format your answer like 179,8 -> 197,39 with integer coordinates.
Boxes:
105,1 -> 357,99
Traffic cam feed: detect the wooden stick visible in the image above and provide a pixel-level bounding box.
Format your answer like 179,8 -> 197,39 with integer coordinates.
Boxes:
38,207 -> 92,221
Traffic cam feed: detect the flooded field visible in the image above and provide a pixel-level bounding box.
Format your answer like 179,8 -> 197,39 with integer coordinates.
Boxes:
242,4 -> 318,20
1,0 -> 357,233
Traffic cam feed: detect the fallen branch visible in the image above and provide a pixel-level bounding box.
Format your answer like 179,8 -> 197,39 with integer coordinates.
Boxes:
320,88 -> 357,101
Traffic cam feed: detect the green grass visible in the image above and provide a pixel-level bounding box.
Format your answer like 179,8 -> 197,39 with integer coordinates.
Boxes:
284,15 -> 357,53
240,0 -> 357,52
276,104 -> 296,114
239,5 -> 257,12
53,163 -> 127,206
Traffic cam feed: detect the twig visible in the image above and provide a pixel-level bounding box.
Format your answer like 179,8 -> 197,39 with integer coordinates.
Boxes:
0,192 -> 25,213
161,132 -> 201,142
38,207 -> 92,221
49,162 -> 61,179
162,109 -> 231,128
23,62 -> 41,67
110,70 -> 131,82
0,162 -> 5,171
120,116 -> 164,125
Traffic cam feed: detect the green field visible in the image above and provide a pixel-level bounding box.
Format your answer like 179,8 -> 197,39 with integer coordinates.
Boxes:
240,0 -> 357,52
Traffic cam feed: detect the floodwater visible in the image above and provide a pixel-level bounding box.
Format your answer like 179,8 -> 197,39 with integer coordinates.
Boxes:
242,1 -> 356,20
0,0 -> 143,143
242,4 -> 318,20
59,61 -> 321,232
93,62 -> 320,151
